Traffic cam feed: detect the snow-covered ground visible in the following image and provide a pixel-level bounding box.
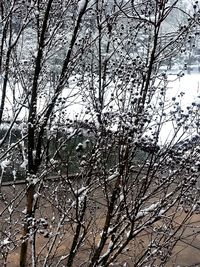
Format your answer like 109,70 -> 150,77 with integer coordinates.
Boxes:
1,72 -> 200,144
167,73 -> 200,106
159,72 -> 200,143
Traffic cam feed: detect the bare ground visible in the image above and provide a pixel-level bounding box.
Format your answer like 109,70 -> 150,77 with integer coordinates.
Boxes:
1,183 -> 200,267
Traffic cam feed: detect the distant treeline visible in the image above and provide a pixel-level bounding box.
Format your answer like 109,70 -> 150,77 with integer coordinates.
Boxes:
0,123 -> 151,183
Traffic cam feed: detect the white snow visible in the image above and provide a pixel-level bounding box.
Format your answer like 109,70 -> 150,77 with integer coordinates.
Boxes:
8,205 -> 13,213
119,193 -> 124,202
136,203 -> 159,220
107,226 -> 113,234
0,159 -> 10,169
1,238 -> 10,245
20,159 -> 28,169
1,67 -> 200,147
126,230 -> 130,237
74,186 -> 89,204
77,0 -> 87,15
49,158 -> 58,165
108,240 -> 113,250
106,171 -> 119,181
75,186 -> 88,196
98,240 -> 113,261
12,170 -> 17,180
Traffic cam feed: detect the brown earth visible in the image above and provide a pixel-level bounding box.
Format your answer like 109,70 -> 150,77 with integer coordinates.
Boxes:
1,183 -> 200,267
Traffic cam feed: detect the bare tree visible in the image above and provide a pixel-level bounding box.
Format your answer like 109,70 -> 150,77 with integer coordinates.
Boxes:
1,0 -> 200,266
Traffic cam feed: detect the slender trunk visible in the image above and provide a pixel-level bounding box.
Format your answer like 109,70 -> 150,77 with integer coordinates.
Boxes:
19,1 -> 53,265
19,184 -> 35,267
